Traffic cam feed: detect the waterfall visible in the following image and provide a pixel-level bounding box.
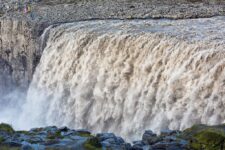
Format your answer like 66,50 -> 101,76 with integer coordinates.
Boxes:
15,17 -> 225,140
40,25 -> 56,53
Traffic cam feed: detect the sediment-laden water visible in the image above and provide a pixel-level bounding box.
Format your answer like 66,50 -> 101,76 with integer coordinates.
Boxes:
2,17 -> 225,141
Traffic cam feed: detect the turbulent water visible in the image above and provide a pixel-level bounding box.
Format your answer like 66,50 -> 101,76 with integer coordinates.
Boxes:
2,17 -> 225,140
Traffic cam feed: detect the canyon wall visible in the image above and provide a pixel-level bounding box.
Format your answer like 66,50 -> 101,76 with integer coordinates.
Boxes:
0,18 -> 44,96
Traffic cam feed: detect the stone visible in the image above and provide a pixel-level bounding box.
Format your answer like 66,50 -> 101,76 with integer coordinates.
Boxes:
97,133 -> 116,141
76,129 -> 91,134
31,144 -> 45,150
59,138 -> 74,144
97,133 -> 129,150
21,141 -> 33,150
178,139 -> 188,147
30,128 -> 44,133
44,126 -> 58,132
59,126 -> 69,132
152,141 -> 187,150
61,130 -> 75,136
163,136 -> 177,142
0,123 -> 225,150
132,143 -> 145,150
69,135 -> 87,141
44,139 -> 60,145
132,141 -> 152,150
103,138 -> 117,144
27,136 -> 43,144
117,137 -> 125,143
142,130 -> 160,145
160,129 -> 180,137
142,145 -> 152,150
4,141 -> 22,147
101,141 -> 111,147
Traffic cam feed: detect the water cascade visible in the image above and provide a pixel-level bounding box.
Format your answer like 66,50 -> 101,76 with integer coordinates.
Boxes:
7,18 -> 225,140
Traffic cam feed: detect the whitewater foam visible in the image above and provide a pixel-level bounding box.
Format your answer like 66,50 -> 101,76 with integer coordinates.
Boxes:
8,17 -> 225,140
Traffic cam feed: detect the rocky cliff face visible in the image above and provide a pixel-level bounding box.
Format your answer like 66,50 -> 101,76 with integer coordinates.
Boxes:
0,18 -> 45,96
1,123 -> 225,150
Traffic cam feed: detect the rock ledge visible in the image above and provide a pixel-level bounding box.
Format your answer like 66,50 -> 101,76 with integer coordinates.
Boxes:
1,123 -> 225,150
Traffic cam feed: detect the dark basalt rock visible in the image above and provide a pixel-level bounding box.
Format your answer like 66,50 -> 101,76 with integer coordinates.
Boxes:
142,130 -> 161,145
5,123 -> 225,150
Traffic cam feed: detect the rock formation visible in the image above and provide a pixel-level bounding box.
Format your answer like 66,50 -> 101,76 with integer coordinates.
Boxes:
1,123 -> 225,150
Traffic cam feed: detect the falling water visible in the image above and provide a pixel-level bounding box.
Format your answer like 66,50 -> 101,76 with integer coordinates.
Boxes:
15,17 -> 225,140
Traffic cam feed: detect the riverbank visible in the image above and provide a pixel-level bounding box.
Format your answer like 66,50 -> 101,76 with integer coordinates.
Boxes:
1,123 -> 225,150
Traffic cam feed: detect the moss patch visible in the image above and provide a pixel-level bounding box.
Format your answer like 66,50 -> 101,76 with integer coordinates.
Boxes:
0,145 -> 20,150
32,128 -> 44,132
0,123 -> 14,133
84,137 -> 102,150
78,132 -> 93,138
47,131 -> 62,139
0,136 -> 5,143
16,130 -> 33,135
181,124 -> 225,150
